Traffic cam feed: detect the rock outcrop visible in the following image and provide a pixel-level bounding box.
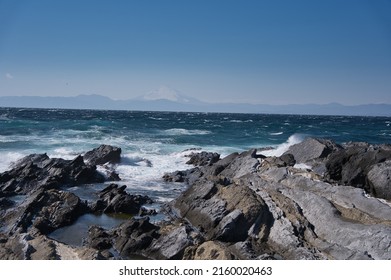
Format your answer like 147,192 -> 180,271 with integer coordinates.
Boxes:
83,145 -> 122,165
0,154 -> 105,196
91,183 -> 153,215
2,139 -> 391,260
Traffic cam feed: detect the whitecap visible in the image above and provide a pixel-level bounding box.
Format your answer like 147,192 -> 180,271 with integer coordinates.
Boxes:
0,114 -> 11,121
49,147 -> 80,160
229,120 -> 243,123
0,151 -> 26,172
259,134 -> 305,157
269,132 -> 283,136
163,128 -> 212,136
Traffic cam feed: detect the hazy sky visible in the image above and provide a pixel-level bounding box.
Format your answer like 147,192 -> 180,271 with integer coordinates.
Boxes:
0,0 -> 390,105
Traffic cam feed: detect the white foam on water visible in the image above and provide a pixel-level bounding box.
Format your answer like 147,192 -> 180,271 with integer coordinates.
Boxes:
260,134 -> 305,157
49,147 -> 80,160
163,128 -> 212,136
269,132 -> 283,136
0,151 -> 26,172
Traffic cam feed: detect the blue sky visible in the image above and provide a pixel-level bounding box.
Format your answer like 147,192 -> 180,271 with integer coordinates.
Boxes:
0,0 -> 390,105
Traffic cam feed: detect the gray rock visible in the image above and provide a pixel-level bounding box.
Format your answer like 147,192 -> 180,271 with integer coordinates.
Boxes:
83,145 -> 122,165
325,143 -> 391,194
148,225 -> 196,259
92,184 -> 153,215
219,149 -> 259,178
0,153 -> 105,196
284,138 -> 341,163
114,217 -> 159,258
367,160 -> 391,200
186,151 -> 220,166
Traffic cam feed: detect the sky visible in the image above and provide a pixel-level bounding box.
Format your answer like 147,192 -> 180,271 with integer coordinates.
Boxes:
0,0 -> 390,105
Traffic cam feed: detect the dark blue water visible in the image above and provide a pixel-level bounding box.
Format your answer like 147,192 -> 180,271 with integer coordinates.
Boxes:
1,107 -> 390,189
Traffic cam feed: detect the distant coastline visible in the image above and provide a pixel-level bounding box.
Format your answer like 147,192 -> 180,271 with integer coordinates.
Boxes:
1,94 -> 391,117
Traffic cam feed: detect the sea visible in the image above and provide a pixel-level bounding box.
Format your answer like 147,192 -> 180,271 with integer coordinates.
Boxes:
1,107 -> 390,246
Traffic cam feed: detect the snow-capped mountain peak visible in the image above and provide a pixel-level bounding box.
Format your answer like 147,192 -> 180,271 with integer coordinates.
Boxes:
140,86 -> 192,103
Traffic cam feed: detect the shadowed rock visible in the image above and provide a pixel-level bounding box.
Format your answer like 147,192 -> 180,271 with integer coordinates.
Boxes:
83,145 -> 121,165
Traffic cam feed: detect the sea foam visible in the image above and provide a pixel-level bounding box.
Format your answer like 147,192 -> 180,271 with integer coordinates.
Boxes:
260,134 -> 304,157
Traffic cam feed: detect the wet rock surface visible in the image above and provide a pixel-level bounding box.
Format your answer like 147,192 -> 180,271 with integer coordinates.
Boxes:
91,183 -> 153,215
2,139 -> 391,260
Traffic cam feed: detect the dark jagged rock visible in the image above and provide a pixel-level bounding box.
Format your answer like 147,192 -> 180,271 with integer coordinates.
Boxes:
83,145 -> 121,165
25,189 -> 88,234
325,142 -> 391,194
0,153 -> 104,196
113,217 -> 159,258
186,151 -> 220,166
163,168 -> 203,185
139,207 -> 157,217
86,226 -> 112,250
91,184 -> 153,215
0,197 -> 14,210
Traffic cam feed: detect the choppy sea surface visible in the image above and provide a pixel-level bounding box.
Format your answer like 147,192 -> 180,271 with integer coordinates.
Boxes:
1,107 -> 390,245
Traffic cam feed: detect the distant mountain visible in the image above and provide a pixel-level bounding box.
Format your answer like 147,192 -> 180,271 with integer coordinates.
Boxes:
1,88 -> 390,116
135,85 -> 203,105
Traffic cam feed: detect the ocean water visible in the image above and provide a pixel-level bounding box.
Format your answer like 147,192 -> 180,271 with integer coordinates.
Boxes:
1,107 -> 391,190
1,107 -> 390,245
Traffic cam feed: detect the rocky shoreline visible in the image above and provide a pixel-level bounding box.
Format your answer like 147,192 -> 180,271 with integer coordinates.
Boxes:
1,139 -> 391,260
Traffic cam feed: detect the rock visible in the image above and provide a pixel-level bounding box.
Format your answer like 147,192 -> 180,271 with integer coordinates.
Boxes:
186,152 -> 220,166
367,160 -> 391,200
219,149 -> 260,179
261,154 -> 296,168
113,217 -> 159,258
148,225 -> 199,260
2,188 -> 88,235
92,184 -> 153,215
325,143 -> 391,193
86,226 -> 112,250
83,145 -> 121,165
0,234 -> 25,260
139,207 -> 157,216
163,170 -> 189,183
0,198 -> 14,210
173,179 -> 271,242
30,189 -> 89,234
185,241 -> 237,260
0,153 -> 105,196
284,138 -> 342,163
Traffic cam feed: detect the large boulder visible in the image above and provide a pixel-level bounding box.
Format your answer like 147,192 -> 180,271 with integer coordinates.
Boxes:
284,138 -> 342,163
367,160 -> 391,200
83,145 -> 121,165
173,179 -> 271,242
325,143 -> 391,193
